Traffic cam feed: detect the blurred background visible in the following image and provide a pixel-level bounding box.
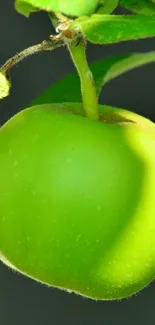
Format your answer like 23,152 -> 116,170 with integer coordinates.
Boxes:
0,1 -> 155,324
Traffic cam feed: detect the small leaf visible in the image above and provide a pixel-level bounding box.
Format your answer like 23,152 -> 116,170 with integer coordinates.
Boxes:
96,0 -> 118,14
32,51 -> 155,106
119,0 -> 155,15
15,1 -> 39,17
0,72 -> 11,100
74,14 -> 155,44
15,0 -> 100,17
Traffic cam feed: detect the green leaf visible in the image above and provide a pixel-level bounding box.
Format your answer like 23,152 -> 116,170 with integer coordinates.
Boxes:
95,51 -> 155,94
96,0 -> 118,14
15,0 -> 100,17
32,51 -> 155,106
74,14 -> 155,44
0,72 -> 11,100
15,1 -> 39,16
119,0 -> 155,15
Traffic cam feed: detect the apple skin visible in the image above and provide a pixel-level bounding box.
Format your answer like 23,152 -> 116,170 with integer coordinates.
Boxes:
0,103 -> 155,300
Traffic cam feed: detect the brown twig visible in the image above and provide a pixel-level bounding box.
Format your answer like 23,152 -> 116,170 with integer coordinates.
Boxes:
0,36 -> 64,74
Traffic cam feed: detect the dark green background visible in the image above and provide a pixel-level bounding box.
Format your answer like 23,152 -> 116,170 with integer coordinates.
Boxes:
0,1 -> 155,324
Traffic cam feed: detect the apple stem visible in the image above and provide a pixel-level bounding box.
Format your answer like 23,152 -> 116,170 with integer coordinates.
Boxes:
68,38 -> 99,121
49,12 -> 99,120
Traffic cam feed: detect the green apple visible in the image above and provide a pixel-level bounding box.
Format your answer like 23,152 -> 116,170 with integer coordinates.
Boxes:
0,103 -> 155,300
